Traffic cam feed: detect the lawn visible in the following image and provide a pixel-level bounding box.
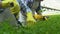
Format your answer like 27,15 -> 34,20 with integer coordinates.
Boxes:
0,15 -> 60,34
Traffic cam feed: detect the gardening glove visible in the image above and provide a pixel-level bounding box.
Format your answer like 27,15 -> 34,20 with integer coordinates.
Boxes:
27,12 -> 36,22
34,13 -> 43,20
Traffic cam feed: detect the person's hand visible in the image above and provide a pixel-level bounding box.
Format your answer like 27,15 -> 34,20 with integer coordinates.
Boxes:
10,2 -> 14,7
8,2 -> 14,7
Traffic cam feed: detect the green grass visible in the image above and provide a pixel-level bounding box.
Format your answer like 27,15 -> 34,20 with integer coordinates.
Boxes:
0,15 -> 60,34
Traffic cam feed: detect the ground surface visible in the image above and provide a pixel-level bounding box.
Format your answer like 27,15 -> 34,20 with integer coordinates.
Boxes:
0,15 -> 60,34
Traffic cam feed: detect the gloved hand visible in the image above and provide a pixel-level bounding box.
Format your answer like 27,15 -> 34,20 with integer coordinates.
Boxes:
34,14 -> 43,20
27,12 -> 36,22
2,1 -> 14,8
10,2 -> 14,7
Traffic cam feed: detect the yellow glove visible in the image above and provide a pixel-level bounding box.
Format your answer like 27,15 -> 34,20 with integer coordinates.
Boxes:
1,0 -> 20,19
34,14 -> 48,20
34,14 -> 43,20
10,1 -> 20,19
27,12 -> 36,22
2,1 -> 14,8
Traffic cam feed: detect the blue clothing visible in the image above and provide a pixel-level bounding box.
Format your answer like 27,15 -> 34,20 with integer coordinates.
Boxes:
17,0 -> 32,12
25,0 -> 33,4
